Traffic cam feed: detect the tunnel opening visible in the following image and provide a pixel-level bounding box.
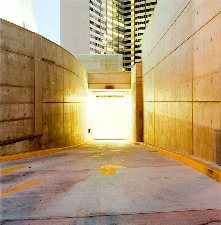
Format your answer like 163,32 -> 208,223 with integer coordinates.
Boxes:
89,91 -> 129,140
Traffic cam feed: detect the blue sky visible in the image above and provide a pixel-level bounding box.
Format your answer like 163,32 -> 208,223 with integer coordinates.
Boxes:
32,0 -> 60,45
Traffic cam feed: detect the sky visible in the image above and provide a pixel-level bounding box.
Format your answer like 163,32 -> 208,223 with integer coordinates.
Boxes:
32,0 -> 60,45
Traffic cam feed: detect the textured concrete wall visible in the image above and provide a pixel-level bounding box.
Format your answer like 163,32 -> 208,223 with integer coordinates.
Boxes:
0,19 -> 90,156
142,0 -> 221,164
0,19 -> 36,155
128,63 -> 143,143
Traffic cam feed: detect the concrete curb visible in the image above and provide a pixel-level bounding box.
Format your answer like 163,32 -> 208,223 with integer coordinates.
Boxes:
0,140 -> 93,162
128,139 -> 140,145
138,142 -> 221,183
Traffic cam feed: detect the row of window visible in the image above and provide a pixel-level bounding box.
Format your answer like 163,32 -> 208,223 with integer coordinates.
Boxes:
135,1 -> 157,6
90,41 -> 105,49
135,7 -> 154,13
135,13 -> 152,20
88,0 -> 157,71
90,0 -> 100,9
135,21 -> 145,25
135,33 -> 143,36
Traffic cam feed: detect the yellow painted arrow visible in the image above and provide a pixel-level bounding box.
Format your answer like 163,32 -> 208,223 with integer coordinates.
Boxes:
0,166 -> 29,174
94,164 -> 126,175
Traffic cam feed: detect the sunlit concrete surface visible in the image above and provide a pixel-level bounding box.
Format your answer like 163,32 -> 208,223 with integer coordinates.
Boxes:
1,141 -> 221,225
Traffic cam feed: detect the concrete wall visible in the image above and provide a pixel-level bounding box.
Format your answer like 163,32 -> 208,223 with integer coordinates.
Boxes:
128,63 -> 143,143
74,54 -> 123,73
142,0 -> 221,164
0,19 -> 91,156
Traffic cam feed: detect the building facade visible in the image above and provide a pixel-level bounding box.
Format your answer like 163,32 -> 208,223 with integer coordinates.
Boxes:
61,0 -> 157,71
0,0 -> 37,33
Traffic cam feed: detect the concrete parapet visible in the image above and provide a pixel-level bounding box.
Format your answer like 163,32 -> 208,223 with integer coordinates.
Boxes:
142,0 -> 221,164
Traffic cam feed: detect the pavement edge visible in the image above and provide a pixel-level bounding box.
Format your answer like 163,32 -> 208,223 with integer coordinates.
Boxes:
137,142 -> 221,183
0,140 -> 93,162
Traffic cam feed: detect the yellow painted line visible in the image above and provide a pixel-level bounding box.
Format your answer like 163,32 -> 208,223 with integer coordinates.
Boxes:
0,179 -> 45,198
0,139 -> 93,162
128,139 -> 140,145
0,166 -> 29,174
139,142 -> 221,183
1,180 -> 38,193
94,164 -> 126,175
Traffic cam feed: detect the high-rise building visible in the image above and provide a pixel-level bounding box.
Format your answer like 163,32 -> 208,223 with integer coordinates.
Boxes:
61,0 -> 157,71
0,0 -> 37,33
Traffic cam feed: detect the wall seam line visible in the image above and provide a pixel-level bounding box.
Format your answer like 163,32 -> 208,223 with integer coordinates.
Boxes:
143,10 -> 221,78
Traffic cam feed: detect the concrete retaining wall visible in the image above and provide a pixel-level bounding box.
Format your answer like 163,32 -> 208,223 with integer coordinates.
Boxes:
0,19 -> 91,156
142,0 -> 221,164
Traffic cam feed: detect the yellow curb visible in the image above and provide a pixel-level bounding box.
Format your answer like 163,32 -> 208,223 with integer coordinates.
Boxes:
128,139 -> 141,145
128,139 -> 134,144
0,139 -> 93,162
139,142 -> 221,183
134,142 -> 140,145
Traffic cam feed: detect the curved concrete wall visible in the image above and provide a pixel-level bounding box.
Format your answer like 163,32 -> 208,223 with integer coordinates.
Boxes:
0,18 -> 91,156
142,0 -> 221,164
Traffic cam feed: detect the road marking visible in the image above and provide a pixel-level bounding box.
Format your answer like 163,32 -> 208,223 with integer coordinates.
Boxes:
94,164 -> 126,175
90,150 -> 122,158
1,180 -> 38,194
0,179 -> 45,198
0,166 -> 29,174
0,140 -> 93,162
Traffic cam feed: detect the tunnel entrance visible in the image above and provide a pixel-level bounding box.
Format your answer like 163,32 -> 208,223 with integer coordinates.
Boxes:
90,92 -> 129,140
